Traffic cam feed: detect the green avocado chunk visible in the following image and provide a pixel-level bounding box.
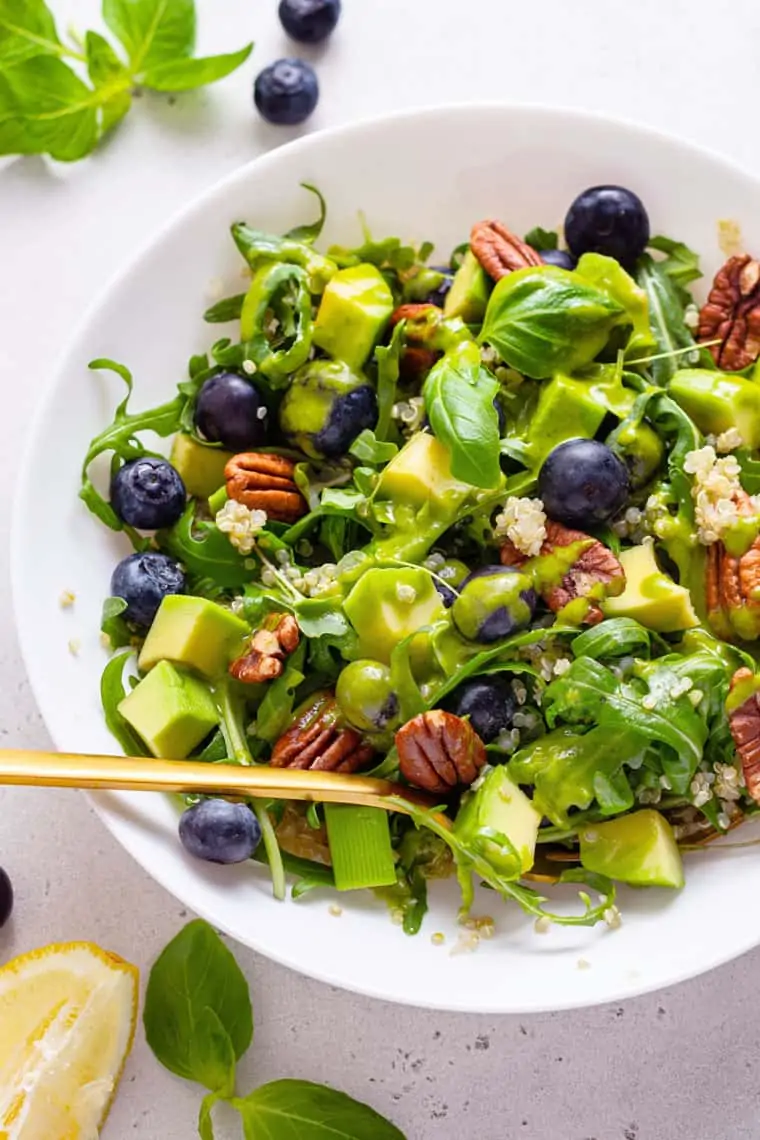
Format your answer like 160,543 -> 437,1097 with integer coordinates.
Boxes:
376,432 -> 472,509
170,434 -> 233,500
670,368 -> 760,449
579,809 -> 684,888
313,264 -> 394,370
139,595 -> 249,678
602,543 -> 699,633
444,250 -> 491,324
343,566 -> 446,664
454,766 -> 541,878
118,659 -> 219,758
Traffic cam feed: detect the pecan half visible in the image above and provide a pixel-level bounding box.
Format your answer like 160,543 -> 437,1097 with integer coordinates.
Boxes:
271,690 -> 375,773
470,220 -> 543,282
698,254 -> 760,370
229,612 -> 300,684
728,667 -> 760,802
500,520 -> 625,625
389,302 -> 442,380
225,452 -> 307,522
705,492 -> 760,641
395,710 -> 486,794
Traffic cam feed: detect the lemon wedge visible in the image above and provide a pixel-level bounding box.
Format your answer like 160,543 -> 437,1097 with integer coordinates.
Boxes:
0,942 -> 138,1140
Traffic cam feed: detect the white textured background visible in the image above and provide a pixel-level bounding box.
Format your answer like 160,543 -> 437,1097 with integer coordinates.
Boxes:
3,2 -> 760,1137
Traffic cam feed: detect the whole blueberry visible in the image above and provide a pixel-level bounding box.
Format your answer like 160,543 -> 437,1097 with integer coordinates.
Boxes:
452,566 -> 537,644
254,59 -> 319,126
279,0 -> 341,43
444,675 -> 517,744
194,372 -> 269,451
110,458 -> 186,530
0,867 -> 13,928
111,551 -> 186,628
564,185 -> 650,266
179,799 -> 261,865
538,438 -> 630,528
539,248 -> 577,270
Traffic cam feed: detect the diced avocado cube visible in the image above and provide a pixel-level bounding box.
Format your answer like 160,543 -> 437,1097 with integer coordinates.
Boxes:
139,595 -> 249,678
579,810 -> 684,888
444,250 -> 492,324
313,264 -> 394,370
118,660 -> 218,758
670,368 -> 760,449
376,432 -> 472,509
170,434 -> 234,500
527,374 -> 607,464
344,566 -> 446,664
454,766 -> 541,878
602,543 -> 699,632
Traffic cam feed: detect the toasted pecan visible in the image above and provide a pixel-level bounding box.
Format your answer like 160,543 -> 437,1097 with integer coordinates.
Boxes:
271,691 -> 375,773
705,491 -> 760,641
229,612 -> 300,684
389,302 -> 442,380
395,710 -> 486,794
698,254 -> 760,370
728,667 -> 760,802
226,452 -> 307,522
500,519 -> 625,625
470,220 -> 543,281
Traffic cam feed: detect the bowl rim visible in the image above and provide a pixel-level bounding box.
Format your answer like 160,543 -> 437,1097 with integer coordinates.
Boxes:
12,101 -> 760,1012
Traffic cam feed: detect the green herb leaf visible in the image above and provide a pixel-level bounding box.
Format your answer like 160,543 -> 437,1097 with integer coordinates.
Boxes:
0,0 -> 63,65
634,254 -> 708,385
571,617 -> 654,661
480,266 -> 625,380
524,225 -> 558,251
423,348 -> 500,488
576,252 -> 655,356
204,293 -> 246,324
233,1080 -> 406,1140
101,596 -> 133,649
284,183 -> 328,244
255,643 -> 306,743
143,919 -> 252,1095
142,43 -> 252,91
349,429 -> 398,466
198,1092 -> 221,1140
85,29 -> 131,134
648,235 -> 702,294
0,54 -> 100,160
374,322 -> 404,442
157,503 -> 251,587
100,651 -> 148,755
102,0 -> 195,73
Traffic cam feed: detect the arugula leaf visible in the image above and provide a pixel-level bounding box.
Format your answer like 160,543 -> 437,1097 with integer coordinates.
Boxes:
374,322 -> 404,442
144,919 -> 252,1095
284,183 -> 328,244
233,1080 -> 406,1140
142,43 -> 253,91
101,596 -> 133,650
255,643 -> 306,743
571,617 -> 654,661
204,293 -> 246,324
524,225 -> 558,251
423,347 -> 500,488
157,503 -> 252,588
103,0 -> 195,73
100,651 -> 148,755
648,235 -> 702,294
349,429 -> 397,466
0,0 -> 63,65
634,254 -> 709,385
85,30 -> 131,134
390,637 -> 426,722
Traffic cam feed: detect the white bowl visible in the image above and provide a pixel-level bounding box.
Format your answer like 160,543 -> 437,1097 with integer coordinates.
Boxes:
13,105 -> 760,1013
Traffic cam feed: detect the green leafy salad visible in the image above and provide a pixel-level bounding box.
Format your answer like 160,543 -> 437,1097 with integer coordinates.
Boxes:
81,181 -> 760,940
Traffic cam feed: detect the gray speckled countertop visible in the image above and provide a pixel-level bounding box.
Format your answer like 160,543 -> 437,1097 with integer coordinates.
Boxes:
4,1 -> 760,1136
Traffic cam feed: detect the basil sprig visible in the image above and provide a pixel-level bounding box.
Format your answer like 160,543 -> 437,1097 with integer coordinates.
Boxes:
0,0 -> 253,161
144,920 -> 405,1139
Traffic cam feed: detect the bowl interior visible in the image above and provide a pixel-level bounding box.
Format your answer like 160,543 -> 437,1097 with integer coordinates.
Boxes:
13,105 -> 760,1013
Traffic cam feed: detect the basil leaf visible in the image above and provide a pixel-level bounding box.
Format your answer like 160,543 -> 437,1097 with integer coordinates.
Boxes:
284,183 -> 328,244
576,252 -> 655,356
233,1080 -> 406,1140
480,266 -> 625,380
0,55 -> 99,160
204,293 -> 246,323
101,651 -> 148,755
423,349 -> 500,488
524,225 -> 558,251
0,0 -> 61,64
85,30 -> 131,134
143,919 -> 252,1094
142,43 -> 253,91
102,0 -> 195,73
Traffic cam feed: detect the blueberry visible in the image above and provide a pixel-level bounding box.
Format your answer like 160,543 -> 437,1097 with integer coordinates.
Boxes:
110,458 -> 186,530
539,248 -> 577,270
111,551 -> 185,628
279,0 -> 341,43
0,867 -> 13,928
538,438 -> 630,528
564,185 -> 650,266
254,59 -> 319,126
452,566 -> 536,644
444,675 -> 517,744
179,799 -> 261,865
194,372 -> 269,451
314,386 -> 377,457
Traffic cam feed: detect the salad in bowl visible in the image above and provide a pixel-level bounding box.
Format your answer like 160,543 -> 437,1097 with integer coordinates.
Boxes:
81,179 -> 760,939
